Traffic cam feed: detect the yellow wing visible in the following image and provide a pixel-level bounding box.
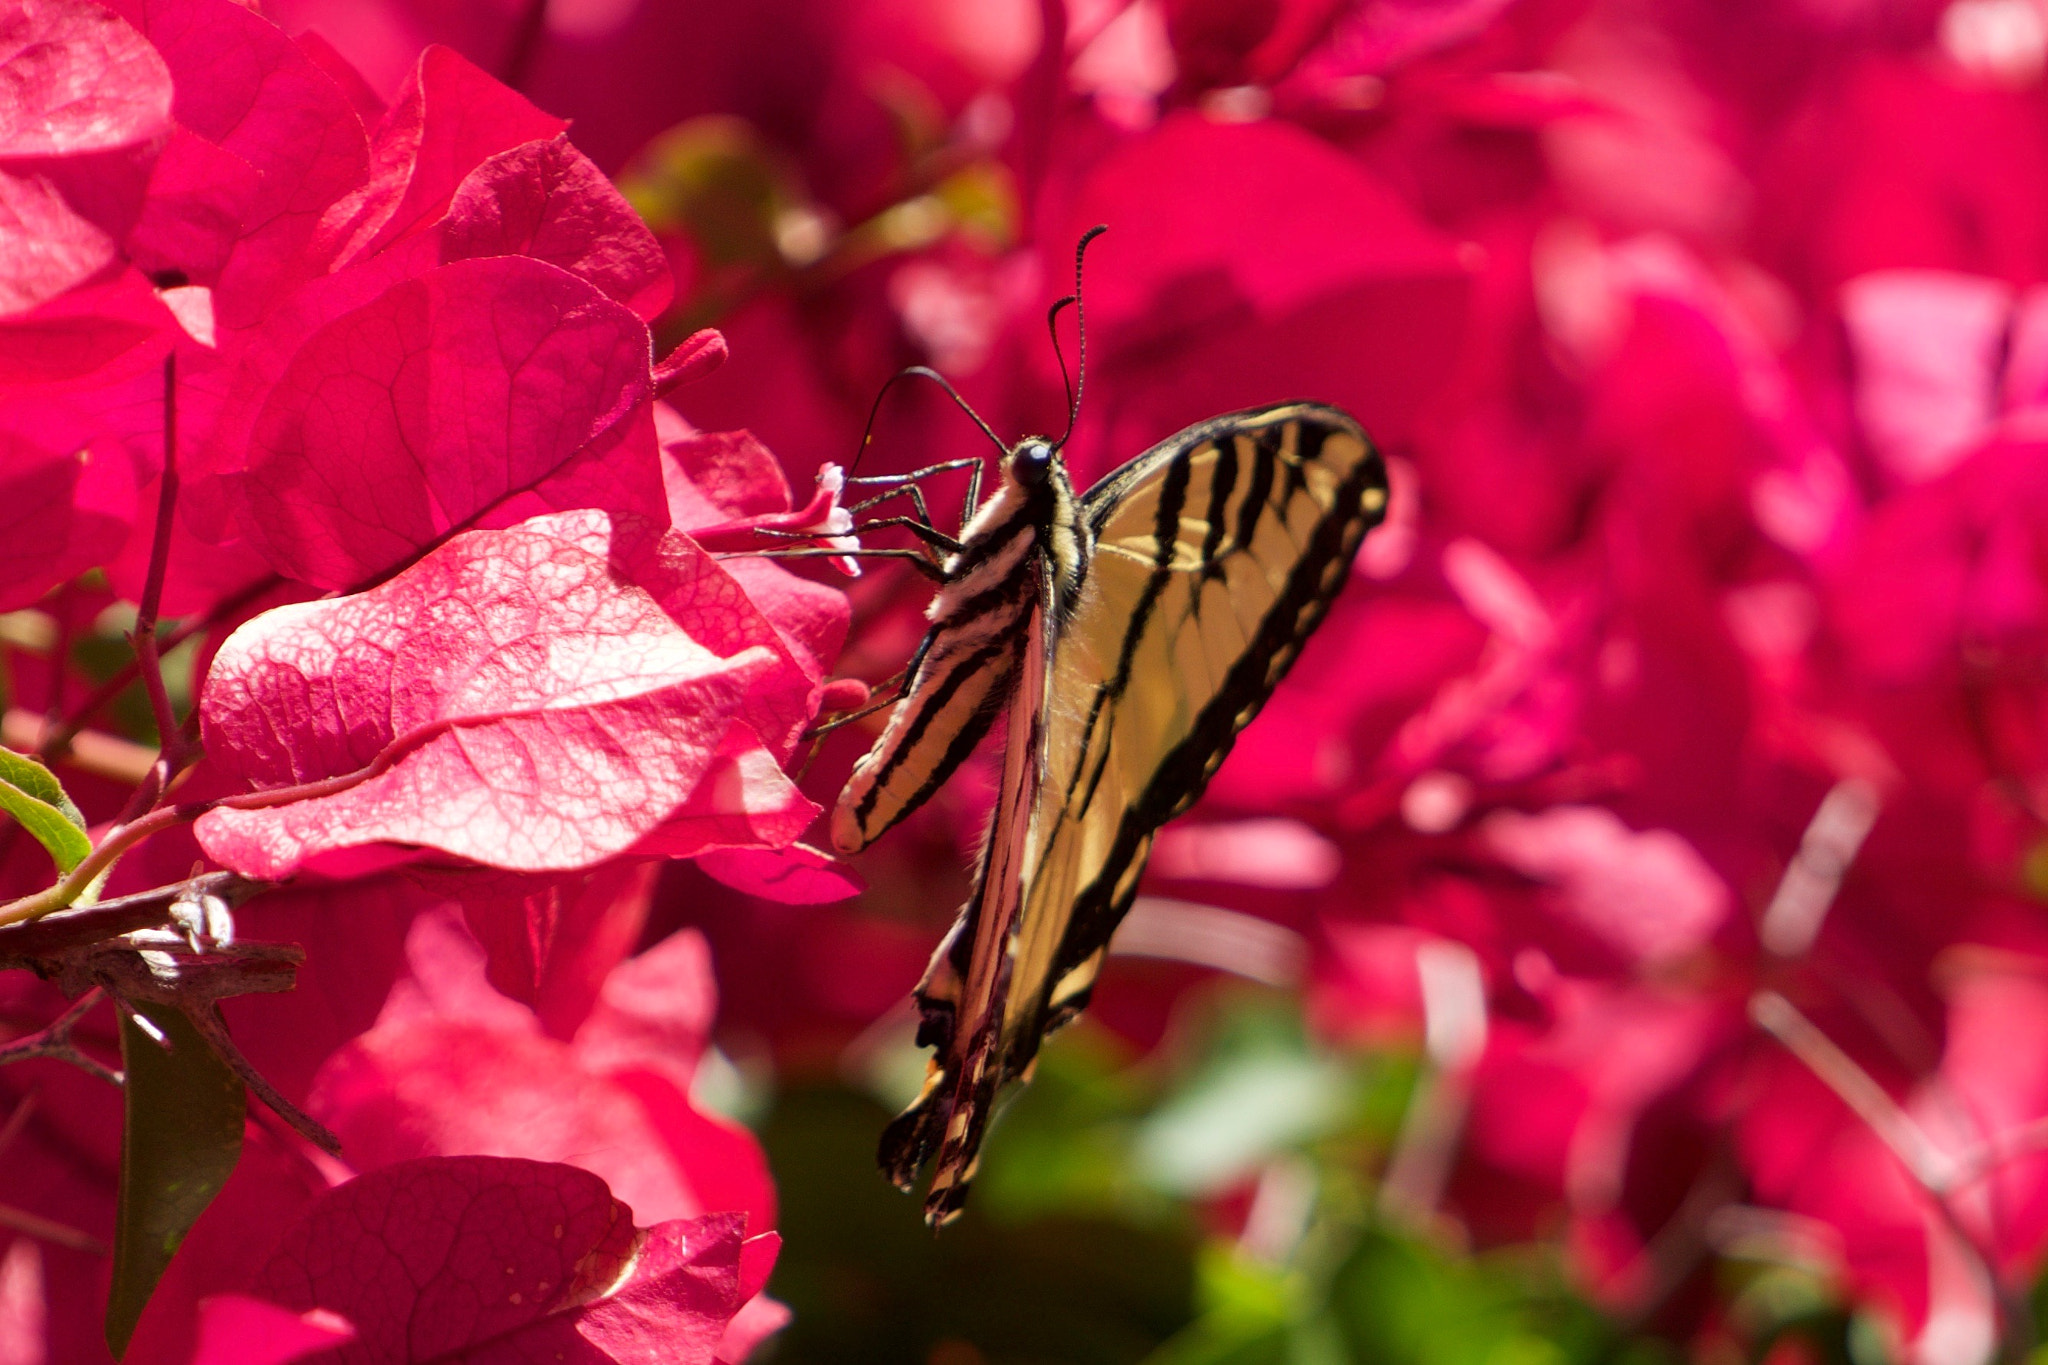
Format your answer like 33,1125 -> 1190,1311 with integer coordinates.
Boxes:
882,402 -> 1388,1224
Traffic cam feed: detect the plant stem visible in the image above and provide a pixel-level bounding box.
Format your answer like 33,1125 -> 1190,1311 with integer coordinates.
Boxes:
36,573 -> 282,768
0,804 -> 191,927
1753,990 -> 2033,1357
0,872 -> 259,965
133,354 -> 181,768
0,989 -> 118,1084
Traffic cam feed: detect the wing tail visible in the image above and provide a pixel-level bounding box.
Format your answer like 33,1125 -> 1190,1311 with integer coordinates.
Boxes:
878,1060 -> 946,1191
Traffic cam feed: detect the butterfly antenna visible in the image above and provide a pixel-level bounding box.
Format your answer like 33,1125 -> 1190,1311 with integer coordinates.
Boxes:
1056,225 -> 1109,450
848,364 -> 1009,482
1046,294 -> 1078,429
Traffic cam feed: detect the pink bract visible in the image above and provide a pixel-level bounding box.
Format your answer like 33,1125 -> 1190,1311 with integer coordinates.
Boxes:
248,1157 -> 762,1365
195,509 -> 818,878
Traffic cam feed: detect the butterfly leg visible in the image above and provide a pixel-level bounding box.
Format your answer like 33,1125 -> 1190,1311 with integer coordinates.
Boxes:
847,480 -> 941,531
805,664 -> 912,738
847,456 -> 984,493
791,656 -> 925,780
712,459 -> 983,577
959,457 -> 982,530
845,515 -> 963,555
749,521 -> 960,554
713,547 -> 949,581
849,459 -> 983,528
848,459 -> 982,509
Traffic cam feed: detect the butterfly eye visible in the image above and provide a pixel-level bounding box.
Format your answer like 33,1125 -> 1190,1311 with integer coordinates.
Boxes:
1012,440 -> 1055,487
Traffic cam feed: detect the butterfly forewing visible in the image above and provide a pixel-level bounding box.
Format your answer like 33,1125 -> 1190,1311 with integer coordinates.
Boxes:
830,468 -> 1060,854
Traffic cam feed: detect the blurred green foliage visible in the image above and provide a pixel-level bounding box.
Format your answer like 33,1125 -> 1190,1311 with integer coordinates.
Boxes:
758,1082 -> 1197,1364
617,112 -> 1018,338
755,983 -> 1882,1365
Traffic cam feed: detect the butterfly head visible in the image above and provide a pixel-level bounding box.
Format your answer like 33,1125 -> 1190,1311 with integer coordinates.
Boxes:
1007,437 -> 1057,489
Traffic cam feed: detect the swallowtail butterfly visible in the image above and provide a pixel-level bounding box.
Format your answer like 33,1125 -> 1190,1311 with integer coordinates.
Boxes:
826,230 -> 1389,1225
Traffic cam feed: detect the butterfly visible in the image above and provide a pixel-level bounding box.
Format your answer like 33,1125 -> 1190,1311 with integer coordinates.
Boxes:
824,231 -> 1390,1226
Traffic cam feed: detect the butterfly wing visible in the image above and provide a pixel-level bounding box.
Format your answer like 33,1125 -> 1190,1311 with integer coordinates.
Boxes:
884,401 -> 1388,1224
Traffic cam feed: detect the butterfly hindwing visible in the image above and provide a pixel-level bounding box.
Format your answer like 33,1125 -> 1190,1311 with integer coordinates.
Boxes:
868,401 -> 1387,1225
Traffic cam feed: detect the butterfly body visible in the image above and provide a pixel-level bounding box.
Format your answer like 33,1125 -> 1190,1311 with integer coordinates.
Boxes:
835,402 -> 1388,1226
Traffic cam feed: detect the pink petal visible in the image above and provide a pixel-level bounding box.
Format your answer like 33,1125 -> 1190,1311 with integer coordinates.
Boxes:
1301,0 -> 1517,77
102,475 -> 283,617
1309,922 -> 1432,1049
375,902 -> 542,1037
1064,111 -> 1463,335
1480,806 -> 1730,967
1149,818 -> 1342,889
212,873 -> 429,1107
441,133 -> 673,322
1831,437 -> 2048,682
1840,269 -> 2009,486
316,44 -> 565,272
1924,958 -> 2048,1273
126,0 -> 373,325
0,164 -> 120,314
250,1158 -> 749,1365
652,328 -> 727,394
309,908 -> 779,1238
126,126 -> 260,288
0,1239 -> 44,1365
188,1296 -> 354,1365
292,29 -> 384,125
601,1072 -> 778,1239
0,0 -> 169,307
541,1212 -> 749,1365
235,256 -> 653,589
310,1019 -> 704,1226
662,428 -> 794,527
715,1288 -> 791,1365
1469,981 -> 1725,1208
196,509 -> 815,877
481,398 -> 671,537
0,427 -> 135,610
695,843 -> 864,905
627,727 -> 822,862
715,557 -> 850,688
572,927 -> 718,1091
0,263 -> 171,384
458,860 -> 657,1038
0,0 -> 171,158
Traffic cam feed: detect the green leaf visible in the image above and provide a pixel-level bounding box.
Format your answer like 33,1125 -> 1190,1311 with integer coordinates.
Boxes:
0,746 -> 91,872
1141,1247 -> 1296,1365
105,1003 -> 245,1359
1327,1233 -> 1611,1365
1134,1050 -> 1351,1196
1133,1001 -> 1354,1198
